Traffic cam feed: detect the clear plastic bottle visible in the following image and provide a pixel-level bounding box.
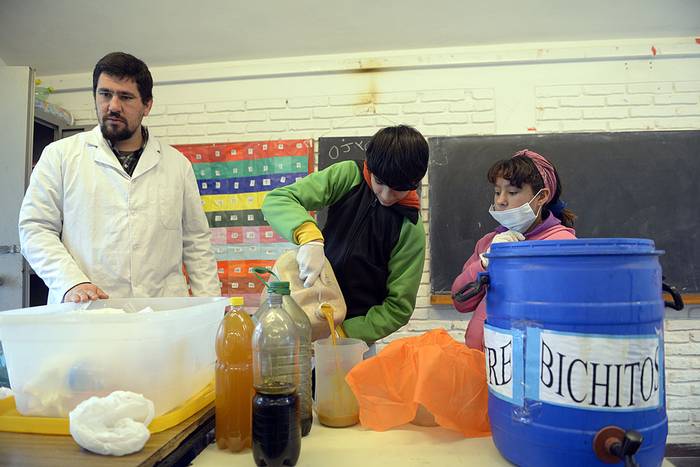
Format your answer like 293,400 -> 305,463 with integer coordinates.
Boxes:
215,296 -> 254,452
256,285 -> 313,436
252,282 -> 301,467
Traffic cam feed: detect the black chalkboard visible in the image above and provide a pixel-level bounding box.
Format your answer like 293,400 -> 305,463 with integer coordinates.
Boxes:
429,131 -> 700,295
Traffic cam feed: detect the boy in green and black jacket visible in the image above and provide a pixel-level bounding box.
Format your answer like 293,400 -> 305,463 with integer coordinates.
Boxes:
262,125 -> 429,344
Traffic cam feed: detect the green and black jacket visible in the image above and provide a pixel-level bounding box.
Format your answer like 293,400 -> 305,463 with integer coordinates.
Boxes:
261,160 -> 425,344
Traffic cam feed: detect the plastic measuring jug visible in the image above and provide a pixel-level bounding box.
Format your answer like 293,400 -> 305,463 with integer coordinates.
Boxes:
313,337 -> 368,427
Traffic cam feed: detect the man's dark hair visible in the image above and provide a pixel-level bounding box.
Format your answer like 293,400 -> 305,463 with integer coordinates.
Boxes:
92,52 -> 153,104
365,125 -> 429,190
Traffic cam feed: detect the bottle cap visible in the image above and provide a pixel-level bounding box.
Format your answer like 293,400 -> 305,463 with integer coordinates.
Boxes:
229,296 -> 244,307
267,281 -> 290,295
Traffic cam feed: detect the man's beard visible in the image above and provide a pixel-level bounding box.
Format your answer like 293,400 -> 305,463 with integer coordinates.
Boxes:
99,114 -> 135,143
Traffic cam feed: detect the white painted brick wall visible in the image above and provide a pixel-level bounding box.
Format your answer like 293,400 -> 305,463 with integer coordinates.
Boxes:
188,113 -> 227,124
168,103 -> 205,114
560,96 -> 606,107
48,41 -> 700,444
288,96 -> 328,108
420,89 -> 465,102
403,102 -> 449,113
246,98 -> 286,110
665,317 -> 700,443
582,84 -> 626,95
536,85 -> 582,97
676,81 -> 700,92
561,120 -> 608,132
269,109 -> 313,121
206,101 -> 245,112
229,111 -> 267,122
535,80 -> 700,132
582,107 -> 629,119
373,92 -> 417,104
628,83 -> 674,94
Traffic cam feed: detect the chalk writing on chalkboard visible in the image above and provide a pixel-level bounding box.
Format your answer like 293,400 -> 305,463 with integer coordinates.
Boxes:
318,136 -> 371,171
327,140 -> 369,160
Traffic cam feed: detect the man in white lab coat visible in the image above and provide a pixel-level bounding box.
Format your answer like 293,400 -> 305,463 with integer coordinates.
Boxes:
18,52 -> 220,304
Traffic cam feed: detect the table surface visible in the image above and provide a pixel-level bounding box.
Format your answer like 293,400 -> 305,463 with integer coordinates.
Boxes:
192,418 -> 679,467
0,405 -> 683,467
0,403 -> 214,466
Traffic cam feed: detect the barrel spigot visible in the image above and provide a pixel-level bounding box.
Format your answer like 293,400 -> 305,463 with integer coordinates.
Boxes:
593,426 -> 643,466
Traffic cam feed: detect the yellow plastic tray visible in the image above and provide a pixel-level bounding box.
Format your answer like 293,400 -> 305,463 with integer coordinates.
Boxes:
0,382 -> 214,435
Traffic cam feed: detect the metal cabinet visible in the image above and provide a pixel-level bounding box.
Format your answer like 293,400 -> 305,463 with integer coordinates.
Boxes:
0,67 -> 91,311
0,67 -> 33,312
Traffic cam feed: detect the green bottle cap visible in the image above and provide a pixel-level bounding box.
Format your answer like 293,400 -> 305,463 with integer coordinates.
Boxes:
267,281 -> 290,295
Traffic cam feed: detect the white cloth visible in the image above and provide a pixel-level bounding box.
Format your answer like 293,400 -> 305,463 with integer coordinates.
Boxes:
480,230 -> 525,267
0,387 -> 13,399
19,126 -> 220,304
69,391 -> 155,456
296,241 -> 326,288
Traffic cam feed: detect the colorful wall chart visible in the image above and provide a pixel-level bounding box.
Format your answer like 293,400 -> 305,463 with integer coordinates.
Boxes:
174,139 -> 314,307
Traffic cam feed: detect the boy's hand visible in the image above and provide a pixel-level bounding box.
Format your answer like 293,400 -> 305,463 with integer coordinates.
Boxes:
297,241 -> 325,288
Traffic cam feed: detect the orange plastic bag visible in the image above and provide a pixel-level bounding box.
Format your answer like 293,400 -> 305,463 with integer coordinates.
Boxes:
345,329 -> 490,437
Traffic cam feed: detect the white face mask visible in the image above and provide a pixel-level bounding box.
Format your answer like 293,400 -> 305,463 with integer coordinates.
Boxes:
488,190 -> 543,233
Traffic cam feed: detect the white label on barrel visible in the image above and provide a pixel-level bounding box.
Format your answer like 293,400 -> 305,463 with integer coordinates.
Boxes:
525,328 -> 663,411
484,325 -> 524,405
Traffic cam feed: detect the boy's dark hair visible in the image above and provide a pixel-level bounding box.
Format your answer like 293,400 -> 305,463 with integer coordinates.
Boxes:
365,125 -> 429,191
487,155 -> 577,227
92,52 -> 153,104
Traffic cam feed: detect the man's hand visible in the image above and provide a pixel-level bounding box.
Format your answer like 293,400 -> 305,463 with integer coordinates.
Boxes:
480,230 -> 526,268
63,283 -> 109,303
296,241 -> 326,288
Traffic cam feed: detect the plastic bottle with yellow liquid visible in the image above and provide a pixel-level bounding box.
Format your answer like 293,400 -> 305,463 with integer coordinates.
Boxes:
215,296 -> 255,452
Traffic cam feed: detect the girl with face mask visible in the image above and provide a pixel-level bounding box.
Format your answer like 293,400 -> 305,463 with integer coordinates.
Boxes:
451,150 -> 577,350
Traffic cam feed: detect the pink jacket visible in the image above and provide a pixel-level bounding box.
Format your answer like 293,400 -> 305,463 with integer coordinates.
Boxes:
451,214 -> 576,350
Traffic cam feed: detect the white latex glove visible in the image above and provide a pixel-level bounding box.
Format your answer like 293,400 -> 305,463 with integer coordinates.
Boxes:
297,241 -> 326,288
480,230 -> 525,268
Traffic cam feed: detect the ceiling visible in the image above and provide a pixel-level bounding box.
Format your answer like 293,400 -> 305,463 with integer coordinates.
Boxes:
1,0 -> 698,76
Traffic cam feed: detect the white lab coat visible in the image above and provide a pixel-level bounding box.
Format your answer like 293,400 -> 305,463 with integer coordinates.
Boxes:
18,126 -> 220,304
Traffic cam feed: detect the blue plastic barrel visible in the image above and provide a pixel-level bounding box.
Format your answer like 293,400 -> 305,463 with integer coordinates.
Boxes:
482,239 -> 669,467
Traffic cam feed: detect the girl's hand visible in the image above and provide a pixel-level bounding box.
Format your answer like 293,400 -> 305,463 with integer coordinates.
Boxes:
491,230 -> 526,245
480,230 -> 525,267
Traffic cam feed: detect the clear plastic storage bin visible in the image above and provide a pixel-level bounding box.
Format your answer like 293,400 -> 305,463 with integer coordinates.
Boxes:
0,297 -> 227,417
